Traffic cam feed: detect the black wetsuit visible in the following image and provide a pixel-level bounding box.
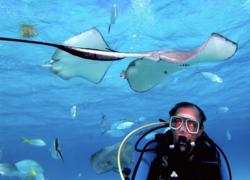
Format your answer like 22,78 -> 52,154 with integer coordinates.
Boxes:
147,131 -> 222,180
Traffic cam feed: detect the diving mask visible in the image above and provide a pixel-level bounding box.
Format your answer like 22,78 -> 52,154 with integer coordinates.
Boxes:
170,115 -> 200,134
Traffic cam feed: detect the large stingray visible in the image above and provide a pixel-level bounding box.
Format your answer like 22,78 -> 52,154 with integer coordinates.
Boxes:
0,30 -> 237,92
90,142 -> 134,174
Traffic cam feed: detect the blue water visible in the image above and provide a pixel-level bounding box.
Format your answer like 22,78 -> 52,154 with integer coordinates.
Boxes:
0,0 -> 250,179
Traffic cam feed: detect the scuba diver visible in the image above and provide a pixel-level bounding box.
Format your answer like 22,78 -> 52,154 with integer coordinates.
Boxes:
119,102 -> 231,180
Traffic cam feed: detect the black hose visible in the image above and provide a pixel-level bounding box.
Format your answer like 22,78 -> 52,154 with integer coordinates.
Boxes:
204,133 -> 232,180
131,139 -> 156,180
134,122 -> 169,152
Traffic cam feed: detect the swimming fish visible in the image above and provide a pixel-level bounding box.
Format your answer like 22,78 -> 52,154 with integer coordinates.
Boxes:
218,106 -> 229,113
200,72 -> 223,83
116,121 -> 134,130
71,105 -> 77,120
15,160 -> 44,180
106,120 -> 135,137
50,138 -> 64,162
21,137 -> 46,147
108,4 -> 118,33
106,129 -> 125,137
226,129 -> 232,141
0,159 -> 44,180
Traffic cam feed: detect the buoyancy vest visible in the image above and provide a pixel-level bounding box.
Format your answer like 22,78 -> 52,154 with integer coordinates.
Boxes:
146,130 -> 222,180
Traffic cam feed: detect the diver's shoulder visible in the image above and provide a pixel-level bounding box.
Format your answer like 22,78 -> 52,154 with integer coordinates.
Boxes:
195,135 -> 220,161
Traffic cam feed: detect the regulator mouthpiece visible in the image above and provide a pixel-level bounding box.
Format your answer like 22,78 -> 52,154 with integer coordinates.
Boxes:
177,136 -> 192,153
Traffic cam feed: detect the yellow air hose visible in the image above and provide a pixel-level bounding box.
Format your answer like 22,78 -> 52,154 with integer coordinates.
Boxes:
117,121 -> 168,180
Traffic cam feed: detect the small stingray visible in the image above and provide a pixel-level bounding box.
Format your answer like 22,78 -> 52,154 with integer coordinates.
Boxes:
90,142 -> 134,174
0,31 -> 237,92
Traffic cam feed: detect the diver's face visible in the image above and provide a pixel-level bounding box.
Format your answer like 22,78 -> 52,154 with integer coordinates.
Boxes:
172,107 -> 203,143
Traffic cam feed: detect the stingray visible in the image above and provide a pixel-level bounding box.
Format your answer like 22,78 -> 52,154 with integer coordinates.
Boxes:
0,29 -> 237,92
90,142 -> 134,174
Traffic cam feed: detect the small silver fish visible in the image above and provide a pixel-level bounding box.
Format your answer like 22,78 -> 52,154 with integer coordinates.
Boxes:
71,105 -> 77,120
226,129 -> 232,141
116,121 -> 134,130
108,4 -> 118,33
218,106 -> 229,113
201,72 -> 223,83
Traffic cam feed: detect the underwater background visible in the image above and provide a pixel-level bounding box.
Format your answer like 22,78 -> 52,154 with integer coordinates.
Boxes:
0,0 -> 250,179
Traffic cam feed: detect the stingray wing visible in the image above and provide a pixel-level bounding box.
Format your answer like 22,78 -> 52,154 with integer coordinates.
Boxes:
125,59 -> 185,92
185,33 -> 237,63
49,28 -> 112,83
125,33 -> 237,92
